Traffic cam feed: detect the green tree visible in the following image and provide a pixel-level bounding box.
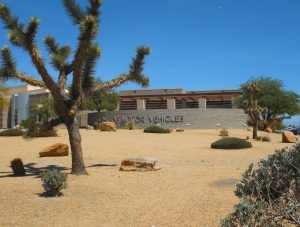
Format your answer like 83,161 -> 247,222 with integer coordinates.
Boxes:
237,81 -> 264,139
256,77 -> 300,128
36,97 -> 58,124
80,78 -> 120,111
0,81 -> 9,109
0,1 -> 150,175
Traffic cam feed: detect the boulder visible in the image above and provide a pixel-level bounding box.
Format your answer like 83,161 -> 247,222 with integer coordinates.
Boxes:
93,122 -> 100,130
264,127 -> 273,133
120,157 -> 159,171
219,128 -> 229,137
176,128 -> 184,132
39,143 -> 69,157
282,131 -> 298,143
99,122 -> 117,132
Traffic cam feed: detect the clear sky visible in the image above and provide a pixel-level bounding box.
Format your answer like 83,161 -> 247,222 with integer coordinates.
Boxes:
1,0 -> 300,124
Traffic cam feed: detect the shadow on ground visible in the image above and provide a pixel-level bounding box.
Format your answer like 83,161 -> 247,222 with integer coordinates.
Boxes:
0,162 -> 118,178
211,178 -> 241,188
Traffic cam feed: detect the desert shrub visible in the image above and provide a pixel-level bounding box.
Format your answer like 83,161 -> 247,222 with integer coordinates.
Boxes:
256,135 -> 262,141
220,144 -> 300,226
219,128 -> 229,137
261,135 -> 270,142
211,137 -> 252,149
127,120 -> 134,130
23,123 -> 57,138
20,118 -> 36,129
144,125 -> 171,133
10,158 -> 25,176
0,128 -> 24,136
40,169 -> 67,197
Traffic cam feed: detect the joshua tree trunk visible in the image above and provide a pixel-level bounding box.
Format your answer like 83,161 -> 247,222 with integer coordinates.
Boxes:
66,113 -> 88,175
252,118 -> 258,139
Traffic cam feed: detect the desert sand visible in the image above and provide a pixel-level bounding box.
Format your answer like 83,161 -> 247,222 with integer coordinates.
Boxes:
0,128 -> 296,227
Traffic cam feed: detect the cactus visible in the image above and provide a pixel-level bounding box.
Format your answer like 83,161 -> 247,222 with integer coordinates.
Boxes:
10,158 -> 25,176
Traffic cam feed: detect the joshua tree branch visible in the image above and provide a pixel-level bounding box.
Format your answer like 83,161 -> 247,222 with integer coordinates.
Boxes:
27,44 -> 56,90
93,46 -> 151,92
93,73 -> 129,91
12,71 -> 46,88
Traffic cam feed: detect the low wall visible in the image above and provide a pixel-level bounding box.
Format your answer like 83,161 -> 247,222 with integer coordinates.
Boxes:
88,109 -> 248,129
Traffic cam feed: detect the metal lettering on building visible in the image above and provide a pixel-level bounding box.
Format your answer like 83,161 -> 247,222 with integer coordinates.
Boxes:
98,115 -> 184,125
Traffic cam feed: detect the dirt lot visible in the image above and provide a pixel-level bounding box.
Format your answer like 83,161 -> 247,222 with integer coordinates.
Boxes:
0,128 -> 296,227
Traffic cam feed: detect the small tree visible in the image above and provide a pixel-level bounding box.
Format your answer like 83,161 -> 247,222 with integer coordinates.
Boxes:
256,77 -> 300,128
237,81 -> 264,139
0,1 -> 151,175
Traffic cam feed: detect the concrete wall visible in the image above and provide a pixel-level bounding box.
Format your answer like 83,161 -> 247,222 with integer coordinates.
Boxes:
88,109 -> 248,129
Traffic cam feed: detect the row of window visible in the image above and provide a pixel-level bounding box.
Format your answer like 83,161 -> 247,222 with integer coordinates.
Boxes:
119,100 -> 232,110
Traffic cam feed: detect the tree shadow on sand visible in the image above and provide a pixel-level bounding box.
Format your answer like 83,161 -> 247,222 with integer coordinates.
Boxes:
0,162 -> 118,178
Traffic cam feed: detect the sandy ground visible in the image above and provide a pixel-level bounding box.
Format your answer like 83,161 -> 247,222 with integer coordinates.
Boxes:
0,128 -> 297,227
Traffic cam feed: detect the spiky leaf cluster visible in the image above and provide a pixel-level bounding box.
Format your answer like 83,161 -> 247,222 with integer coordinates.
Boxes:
127,46 -> 151,87
0,45 -> 16,79
44,36 -> 72,71
82,44 -> 101,92
0,3 -> 41,48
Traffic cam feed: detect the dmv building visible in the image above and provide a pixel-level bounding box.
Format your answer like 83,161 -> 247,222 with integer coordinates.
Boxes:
88,88 -> 248,129
0,86 -> 248,129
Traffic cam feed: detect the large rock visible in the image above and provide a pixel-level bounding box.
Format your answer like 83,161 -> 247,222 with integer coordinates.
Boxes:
264,127 -> 273,133
282,131 -> 298,143
120,157 -> 159,171
99,122 -> 117,132
39,143 -> 69,157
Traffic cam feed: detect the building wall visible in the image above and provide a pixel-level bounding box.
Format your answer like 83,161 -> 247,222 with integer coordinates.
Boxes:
88,109 -> 248,129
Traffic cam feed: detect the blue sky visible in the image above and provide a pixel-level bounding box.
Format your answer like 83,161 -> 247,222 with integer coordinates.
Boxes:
1,0 -> 300,124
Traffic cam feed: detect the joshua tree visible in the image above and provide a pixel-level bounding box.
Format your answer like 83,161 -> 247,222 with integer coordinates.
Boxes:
0,0 -> 151,175
237,81 -> 264,139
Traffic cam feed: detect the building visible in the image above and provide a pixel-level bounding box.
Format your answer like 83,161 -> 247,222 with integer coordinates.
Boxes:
0,85 -> 50,129
88,88 -> 248,129
0,86 -> 247,129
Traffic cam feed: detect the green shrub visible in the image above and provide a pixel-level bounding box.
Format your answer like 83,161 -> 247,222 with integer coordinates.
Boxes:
10,158 -> 25,176
220,144 -> 300,226
127,120 -> 134,130
256,135 -> 262,141
40,169 -> 67,197
20,118 -> 36,129
0,128 -> 24,136
261,135 -> 270,142
211,137 -> 252,149
23,123 -> 57,138
144,125 -> 171,133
